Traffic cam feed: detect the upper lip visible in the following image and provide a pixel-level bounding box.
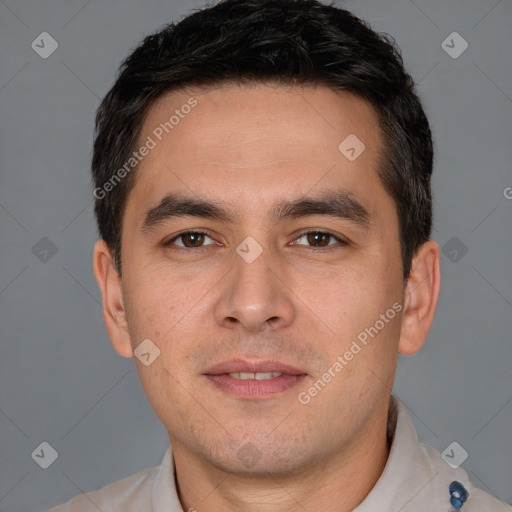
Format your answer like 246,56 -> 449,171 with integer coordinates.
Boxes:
203,359 -> 307,375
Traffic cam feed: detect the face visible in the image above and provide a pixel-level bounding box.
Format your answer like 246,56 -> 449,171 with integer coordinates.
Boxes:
105,83 -> 410,475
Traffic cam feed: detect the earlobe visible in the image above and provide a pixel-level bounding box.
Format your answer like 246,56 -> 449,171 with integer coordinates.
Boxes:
92,239 -> 134,358
398,240 -> 441,356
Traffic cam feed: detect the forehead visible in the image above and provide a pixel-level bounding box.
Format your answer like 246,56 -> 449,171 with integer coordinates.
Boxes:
125,83 -> 389,222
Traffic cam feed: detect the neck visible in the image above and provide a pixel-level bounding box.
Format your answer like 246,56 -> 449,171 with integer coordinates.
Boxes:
171,399 -> 392,512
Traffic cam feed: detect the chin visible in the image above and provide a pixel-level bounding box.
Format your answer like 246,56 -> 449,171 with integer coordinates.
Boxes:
198,433 -> 318,478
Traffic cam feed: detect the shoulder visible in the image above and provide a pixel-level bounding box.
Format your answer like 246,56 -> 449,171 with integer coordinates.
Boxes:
467,487 -> 512,511
419,442 -> 511,511
47,463 -> 160,512
385,398 -> 510,511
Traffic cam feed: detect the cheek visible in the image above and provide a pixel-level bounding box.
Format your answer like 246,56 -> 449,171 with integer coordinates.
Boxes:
123,269 -> 213,381
122,277 -> 177,349
294,264 -> 380,331
125,266 -> 195,321
122,275 -> 199,424
295,263 -> 402,366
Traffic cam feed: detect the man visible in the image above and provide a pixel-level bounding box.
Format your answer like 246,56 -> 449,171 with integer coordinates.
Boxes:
50,0 -> 510,510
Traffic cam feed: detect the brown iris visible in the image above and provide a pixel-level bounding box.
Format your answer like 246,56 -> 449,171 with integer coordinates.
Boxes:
306,232 -> 331,246
180,232 -> 206,247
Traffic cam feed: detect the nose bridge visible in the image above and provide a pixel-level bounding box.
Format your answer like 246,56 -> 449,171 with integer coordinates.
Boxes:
234,245 -> 274,299
214,241 -> 295,331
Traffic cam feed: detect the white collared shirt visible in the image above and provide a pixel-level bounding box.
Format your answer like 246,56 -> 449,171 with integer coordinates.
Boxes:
49,397 -> 511,511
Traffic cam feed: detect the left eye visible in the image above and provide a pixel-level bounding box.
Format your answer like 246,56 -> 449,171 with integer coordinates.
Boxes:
167,231 -> 217,248
293,231 -> 345,247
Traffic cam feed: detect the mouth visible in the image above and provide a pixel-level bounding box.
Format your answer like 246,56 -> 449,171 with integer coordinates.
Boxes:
203,359 -> 308,399
227,371 -> 284,380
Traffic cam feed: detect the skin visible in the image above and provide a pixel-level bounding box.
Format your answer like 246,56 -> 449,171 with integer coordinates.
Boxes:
93,83 -> 441,512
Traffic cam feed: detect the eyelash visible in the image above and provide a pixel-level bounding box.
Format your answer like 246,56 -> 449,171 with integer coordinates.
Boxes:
164,230 -> 348,250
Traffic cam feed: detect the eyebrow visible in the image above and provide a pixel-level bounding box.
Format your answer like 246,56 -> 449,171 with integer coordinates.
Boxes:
139,190 -> 372,234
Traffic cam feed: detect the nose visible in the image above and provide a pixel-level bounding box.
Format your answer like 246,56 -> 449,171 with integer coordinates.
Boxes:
214,245 -> 296,333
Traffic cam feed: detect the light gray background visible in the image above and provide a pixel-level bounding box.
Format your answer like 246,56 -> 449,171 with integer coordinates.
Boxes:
0,0 -> 511,510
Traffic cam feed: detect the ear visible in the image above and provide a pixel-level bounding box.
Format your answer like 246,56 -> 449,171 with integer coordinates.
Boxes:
398,240 -> 441,356
92,239 -> 133,358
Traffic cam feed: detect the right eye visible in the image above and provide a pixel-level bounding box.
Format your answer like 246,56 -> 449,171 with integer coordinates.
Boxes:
165,231 -> 217,248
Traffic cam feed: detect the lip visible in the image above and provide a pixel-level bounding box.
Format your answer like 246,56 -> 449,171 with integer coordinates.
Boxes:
204,359 -> 306,376
203,359 -> 308,400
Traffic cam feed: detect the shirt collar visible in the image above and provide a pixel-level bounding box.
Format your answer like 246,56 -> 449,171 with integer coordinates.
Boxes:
353,395 -> 437,511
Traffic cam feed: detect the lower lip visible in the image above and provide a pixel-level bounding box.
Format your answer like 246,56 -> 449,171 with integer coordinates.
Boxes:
204,374 -> 307,399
